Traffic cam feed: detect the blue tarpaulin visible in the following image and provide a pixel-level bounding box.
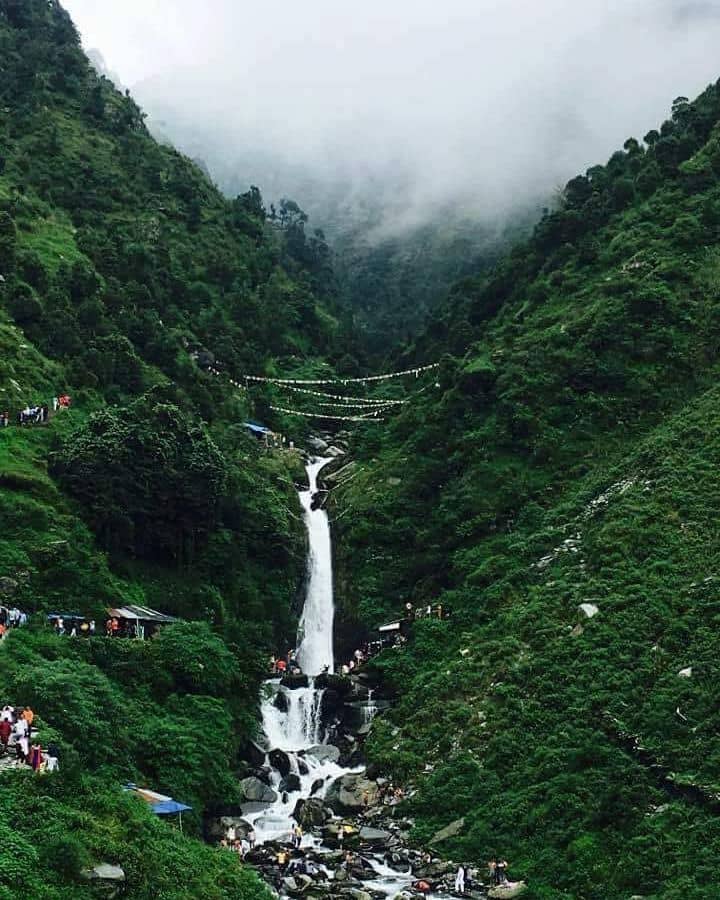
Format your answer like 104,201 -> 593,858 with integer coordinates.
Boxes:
243,420 -> 271,435
124,784 -> 192,816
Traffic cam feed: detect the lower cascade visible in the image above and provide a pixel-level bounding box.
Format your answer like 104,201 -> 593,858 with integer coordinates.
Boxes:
231,454 -> 522,899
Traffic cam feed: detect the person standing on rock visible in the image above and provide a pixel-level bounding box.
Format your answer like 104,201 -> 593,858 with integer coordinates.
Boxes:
248,828 -> 256,849
454,865 -> 466,895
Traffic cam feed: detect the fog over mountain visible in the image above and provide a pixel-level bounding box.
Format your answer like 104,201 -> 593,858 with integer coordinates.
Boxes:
62,0 -> 720,236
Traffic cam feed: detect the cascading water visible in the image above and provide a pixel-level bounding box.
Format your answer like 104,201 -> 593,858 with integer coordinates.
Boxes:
247,457 -> 344,844
244,454 -> 432,899
296,458 -> 335,676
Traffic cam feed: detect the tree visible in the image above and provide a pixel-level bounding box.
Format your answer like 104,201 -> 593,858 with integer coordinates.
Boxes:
51,393 -> 228,563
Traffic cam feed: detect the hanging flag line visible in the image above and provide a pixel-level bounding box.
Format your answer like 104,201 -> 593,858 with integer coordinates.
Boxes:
314,400 -> 396,411
269,405 -> 385,422
279,384 -> 407,405
243,362 -> 440,386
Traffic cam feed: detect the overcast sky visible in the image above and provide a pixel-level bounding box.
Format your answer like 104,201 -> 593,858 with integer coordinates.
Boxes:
62,0 -> 720,228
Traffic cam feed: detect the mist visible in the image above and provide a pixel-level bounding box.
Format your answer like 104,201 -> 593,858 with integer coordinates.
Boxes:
64,0 -> 720,236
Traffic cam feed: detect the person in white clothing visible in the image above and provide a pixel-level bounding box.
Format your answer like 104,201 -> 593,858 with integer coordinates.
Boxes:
455,865 -> 465,895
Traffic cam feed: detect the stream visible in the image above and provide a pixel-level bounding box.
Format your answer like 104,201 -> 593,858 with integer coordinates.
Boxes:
231,456 -> 502,899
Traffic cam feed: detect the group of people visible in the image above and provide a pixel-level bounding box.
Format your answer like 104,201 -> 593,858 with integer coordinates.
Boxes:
51,616 -> 96,637
404,601 -> 448,622
1,395 -> 71,429
220,824 -> 256,858
17,404 -> 49,426
0,607 -> 28,638
0,704 -> 59,773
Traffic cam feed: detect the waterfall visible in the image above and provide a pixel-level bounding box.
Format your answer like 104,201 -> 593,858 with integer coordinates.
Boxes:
248,456 -> 341,844
296,458 -> 334,676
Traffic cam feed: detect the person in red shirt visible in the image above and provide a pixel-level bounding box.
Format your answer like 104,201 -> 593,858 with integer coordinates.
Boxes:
0,718 -> 11,748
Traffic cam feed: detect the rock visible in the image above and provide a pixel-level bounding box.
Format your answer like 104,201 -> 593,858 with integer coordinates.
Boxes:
298,759 -> 309,775
315,673 -> 353,694
308,437 -> 329,452
327,446 -> 345,458
281,674 -> 310,689
429,817 -> 465,845
279,774 -> 302,793
678,667 -> 693,678
274,691 -> 289,713
488,882 -> 527,899
207,816 -> 251,841
570,624 -> 584,637
246,740 -> 266,767
0,577 -> 18,597
239,776 -> 278,804
358,826 -> 392,844
325,774 -> 379,813
310,778 -> 325,795
269,749 -> 291,777
578,602 -> 599,619
81,864 -> 126,898
294,797 -> 332,826
307,744 -> 341,764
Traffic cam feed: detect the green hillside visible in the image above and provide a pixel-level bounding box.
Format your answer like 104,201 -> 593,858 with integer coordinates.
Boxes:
333,84 -> 720,898
0,1 -> 338,896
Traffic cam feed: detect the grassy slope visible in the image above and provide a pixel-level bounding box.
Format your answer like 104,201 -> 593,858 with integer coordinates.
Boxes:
0,2 -> 323,896
334,86 -> 720,898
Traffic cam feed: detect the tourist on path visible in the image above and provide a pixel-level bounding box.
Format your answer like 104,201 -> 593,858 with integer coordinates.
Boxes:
455,865 -> 465,895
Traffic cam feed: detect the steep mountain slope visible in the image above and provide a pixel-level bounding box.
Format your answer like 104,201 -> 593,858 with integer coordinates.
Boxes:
334,84 -> 720,898
0,2 -> 338,896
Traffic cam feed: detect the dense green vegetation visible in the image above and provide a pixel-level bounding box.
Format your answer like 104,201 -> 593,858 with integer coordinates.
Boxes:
0,1 -> 336,895
5,1 -> 720,897
334,84 -> 720,898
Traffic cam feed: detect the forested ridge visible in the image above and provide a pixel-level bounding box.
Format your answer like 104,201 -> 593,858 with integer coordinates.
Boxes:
332,82 -> 720,898
0,1 -> 344,896
3,1 -> 720,898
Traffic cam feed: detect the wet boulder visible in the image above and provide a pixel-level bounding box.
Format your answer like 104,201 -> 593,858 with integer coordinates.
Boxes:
274,691 -> 289,713
293,797 -> 332,826
246,740 -> 266,767
310,778 -> 325,795
269,749 -> 292,777
307,744 -> 340,764
325,774 -> 379,813
279,773 -> 302,793
281,673 -> 309,689
315,673 -> 353,694
239,776 -> 278,804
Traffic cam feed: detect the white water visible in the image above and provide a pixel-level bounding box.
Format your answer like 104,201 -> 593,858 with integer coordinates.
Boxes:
296,458 -> 335,676
247,456 -> 428,899
248,457 -> 344,844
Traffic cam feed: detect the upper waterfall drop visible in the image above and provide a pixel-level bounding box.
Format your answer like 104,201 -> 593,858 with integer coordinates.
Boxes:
296,457 -> 335,676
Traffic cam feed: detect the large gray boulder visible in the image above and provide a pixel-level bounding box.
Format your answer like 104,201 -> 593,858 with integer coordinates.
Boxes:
307,744 -> 340,764
81,864 -> 126,898
239,776 -> 278,804
325,773 -> 378,813
429,816 -> 465,845
488,883 -> 527,899
308,437 -> 329,452
358,826 -> 392,844
293,797 -> 332,826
